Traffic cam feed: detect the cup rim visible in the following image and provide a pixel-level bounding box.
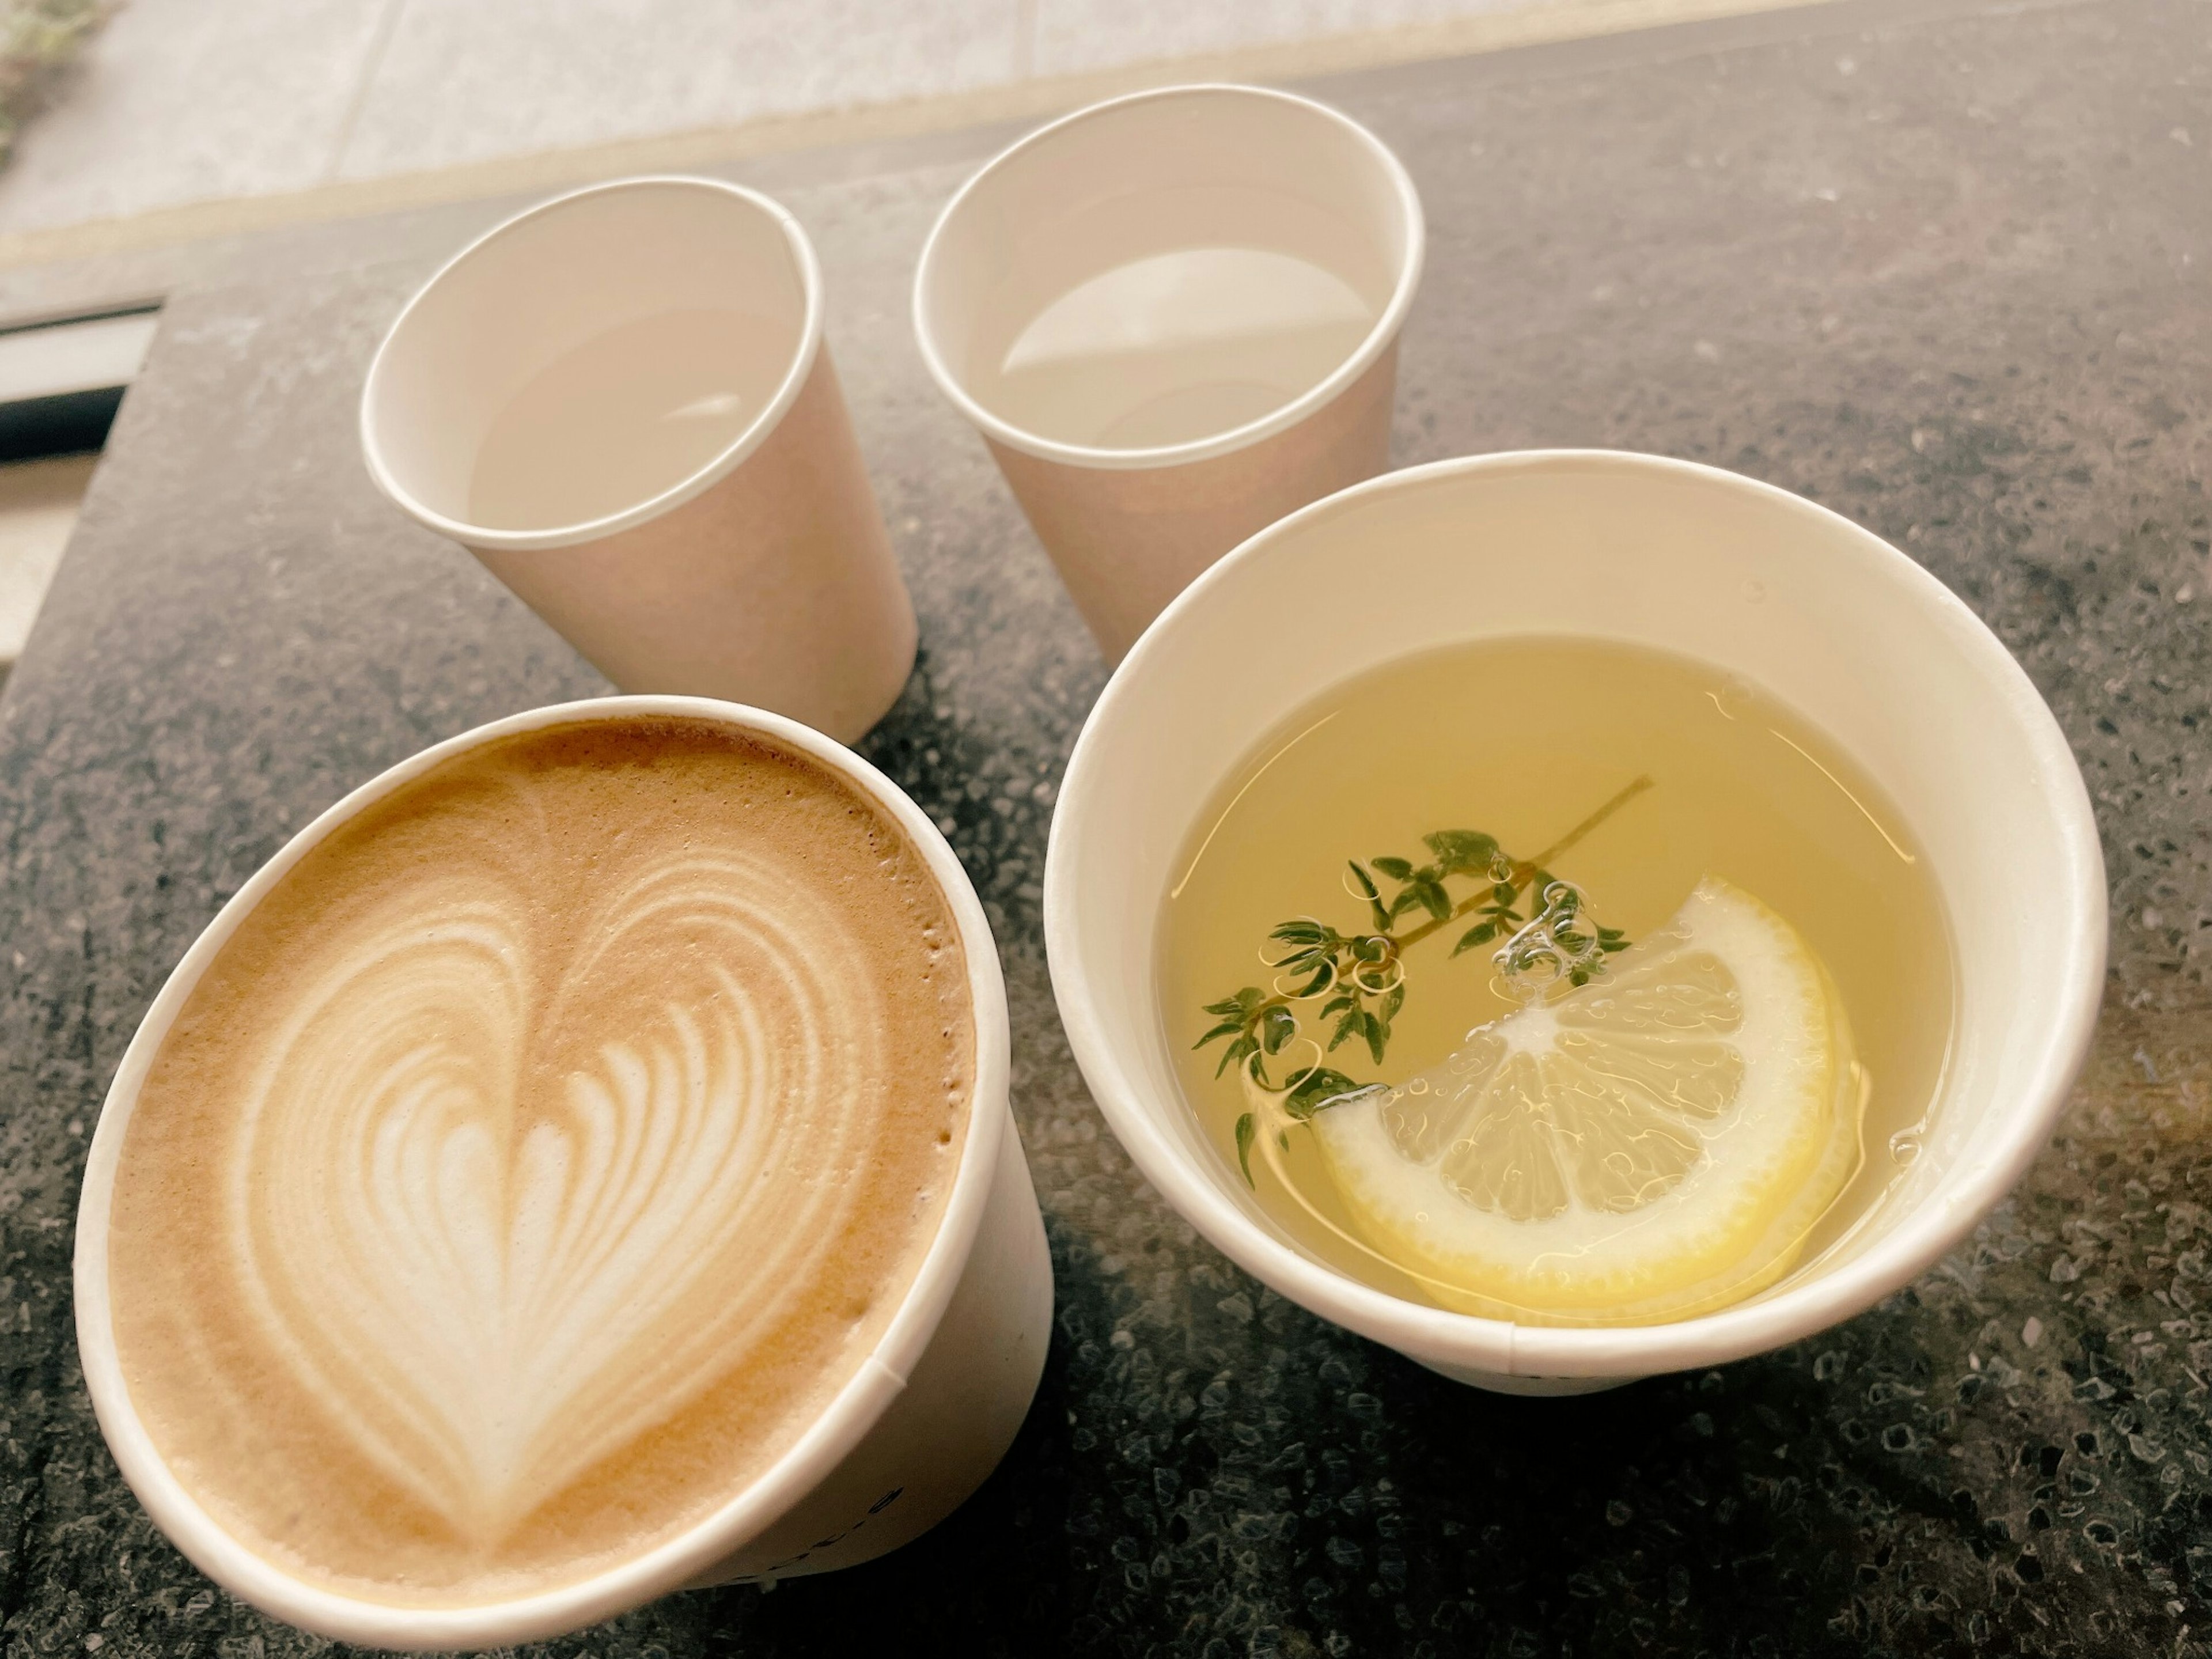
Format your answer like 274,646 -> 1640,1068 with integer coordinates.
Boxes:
71,695 -> 1013,1648
911,82 -> 1426,474
1043,448 -> 2107,1379
359,176 -> 826,553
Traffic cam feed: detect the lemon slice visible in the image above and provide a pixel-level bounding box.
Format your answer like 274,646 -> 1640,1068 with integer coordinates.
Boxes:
1306,877 -> 1861,1325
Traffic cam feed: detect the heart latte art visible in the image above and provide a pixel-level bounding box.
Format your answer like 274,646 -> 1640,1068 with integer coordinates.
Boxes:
107,719 -> 973,1605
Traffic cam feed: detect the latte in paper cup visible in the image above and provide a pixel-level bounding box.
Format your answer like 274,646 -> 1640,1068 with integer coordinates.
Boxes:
76,697 -> 1051,1647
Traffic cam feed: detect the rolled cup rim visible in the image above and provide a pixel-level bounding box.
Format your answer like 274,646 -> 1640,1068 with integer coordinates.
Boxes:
72,695 -> 1013,1647
911,82 -> 1426,474
1043,446 -> 2107,1380
359,176 -> 827,553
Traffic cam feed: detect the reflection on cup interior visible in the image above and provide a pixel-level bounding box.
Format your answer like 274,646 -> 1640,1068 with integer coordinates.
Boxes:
467,308 -> 797,532
921,87 -> 1419,459
966,198 -> 1390,451
366,179 -> 812,540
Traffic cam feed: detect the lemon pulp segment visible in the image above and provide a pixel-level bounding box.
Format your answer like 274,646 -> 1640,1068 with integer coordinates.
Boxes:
1308,877 -> 1861,1325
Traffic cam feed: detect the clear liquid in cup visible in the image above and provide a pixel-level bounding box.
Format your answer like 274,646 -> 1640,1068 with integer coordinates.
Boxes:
970,247 -> 1377,450
467,307 -> 794,532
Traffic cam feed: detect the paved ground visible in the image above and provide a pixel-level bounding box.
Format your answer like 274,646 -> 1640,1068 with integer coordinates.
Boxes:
1,4 -> 2207,1655
0,0 -> 1809,242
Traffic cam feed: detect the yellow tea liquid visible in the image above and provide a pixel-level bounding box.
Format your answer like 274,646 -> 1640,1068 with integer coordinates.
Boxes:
1158,636 -> 1955,1315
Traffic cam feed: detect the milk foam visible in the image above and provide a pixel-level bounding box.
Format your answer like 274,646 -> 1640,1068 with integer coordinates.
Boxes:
107,719 -> 972,1604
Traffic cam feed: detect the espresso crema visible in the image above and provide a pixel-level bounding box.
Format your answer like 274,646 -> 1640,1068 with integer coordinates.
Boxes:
107,718 -> 973,1605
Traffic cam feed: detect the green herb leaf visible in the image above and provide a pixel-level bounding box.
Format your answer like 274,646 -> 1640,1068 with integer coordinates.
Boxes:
1199,785 -> 1650,1156
1452,920 -> 1499,956
1362,1010 -> 1388,1065
1347,861 -> 1392,931
1414,877 -> 1452,922
1424,830 -> 1501,873
1285,1066 -> 1370,1119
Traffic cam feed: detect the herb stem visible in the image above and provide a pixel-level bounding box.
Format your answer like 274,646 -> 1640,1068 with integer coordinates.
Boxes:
1196,777 -> 1653,1137
1264,773 -> 1655,979
1526,773 -> 1655,871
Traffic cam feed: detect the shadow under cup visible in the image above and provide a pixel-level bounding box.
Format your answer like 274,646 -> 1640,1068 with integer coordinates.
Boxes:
1044,450 -> 2105,1393
73,698 -> 1051,1650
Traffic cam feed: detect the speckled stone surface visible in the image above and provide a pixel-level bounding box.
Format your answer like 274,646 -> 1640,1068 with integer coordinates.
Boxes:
0,2 -> 2207,1654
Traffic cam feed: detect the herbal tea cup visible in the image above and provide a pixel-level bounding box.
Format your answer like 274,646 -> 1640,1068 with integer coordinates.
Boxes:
1043,449 -> 2104,1394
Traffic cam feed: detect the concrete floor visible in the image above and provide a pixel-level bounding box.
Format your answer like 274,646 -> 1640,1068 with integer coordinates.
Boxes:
1,5 -> 2205,1652
0,0 -> 1808,241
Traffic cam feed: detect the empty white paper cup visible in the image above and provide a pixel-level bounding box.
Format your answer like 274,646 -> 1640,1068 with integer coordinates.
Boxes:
363,179 -> 916,744
915,85 -> 1423,663
1044,450 -> 2104,1395
75,697 -> 1052,1649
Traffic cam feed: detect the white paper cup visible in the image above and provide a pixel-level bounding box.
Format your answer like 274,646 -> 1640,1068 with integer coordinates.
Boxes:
914,85 -> 1423,664
363,179 -> 916,745
74,696 -> 1052,1649
1044,450 -> 2105,1395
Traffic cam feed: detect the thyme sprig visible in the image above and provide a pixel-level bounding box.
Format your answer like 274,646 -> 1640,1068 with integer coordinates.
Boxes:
1195,777 -> 1653,1183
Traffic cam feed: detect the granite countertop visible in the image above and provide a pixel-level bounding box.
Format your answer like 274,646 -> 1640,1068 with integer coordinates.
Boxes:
0,1 -> 2206,1653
